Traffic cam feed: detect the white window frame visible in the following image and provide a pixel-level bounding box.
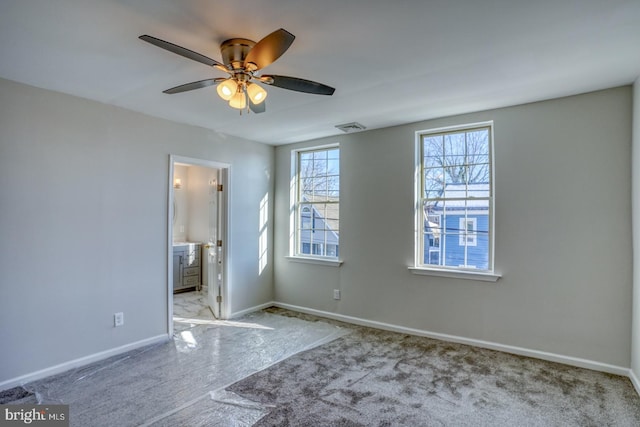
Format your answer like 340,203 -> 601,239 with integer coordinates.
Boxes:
287,144 -> 342,267
410,122 -> 500,282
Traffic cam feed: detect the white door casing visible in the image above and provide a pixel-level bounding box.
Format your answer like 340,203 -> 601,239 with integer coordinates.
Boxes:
206,173 -> 223,318
168,155 -> 230,336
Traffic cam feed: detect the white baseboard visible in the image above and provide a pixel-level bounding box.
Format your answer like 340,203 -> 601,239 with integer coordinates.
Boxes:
272,302 -> 630,377
3,304 -> 635,397
630,369 -> 640,396
229,301 -> 276,319
0,334 -> 169,392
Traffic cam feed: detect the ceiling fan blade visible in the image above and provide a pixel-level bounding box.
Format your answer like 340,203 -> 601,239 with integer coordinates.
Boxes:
244,29 -> 295,71
249,100 -> 266,114
139,35 -> 225,68
163,79 -> 220,94
263,75 -> 335,95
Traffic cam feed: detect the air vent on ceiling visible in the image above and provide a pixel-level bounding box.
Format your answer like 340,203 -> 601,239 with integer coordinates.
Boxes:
335,122 -> 367,133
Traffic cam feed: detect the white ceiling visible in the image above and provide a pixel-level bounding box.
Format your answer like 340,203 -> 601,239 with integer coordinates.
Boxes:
1,0 -> 639,145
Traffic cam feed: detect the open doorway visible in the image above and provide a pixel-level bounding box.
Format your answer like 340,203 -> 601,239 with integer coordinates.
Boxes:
168,155 -> 229,336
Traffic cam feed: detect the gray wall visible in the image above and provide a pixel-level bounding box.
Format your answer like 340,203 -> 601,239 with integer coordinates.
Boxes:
0,78 -> 274,384
632,78 -> 640,379
274,86 -> 633,367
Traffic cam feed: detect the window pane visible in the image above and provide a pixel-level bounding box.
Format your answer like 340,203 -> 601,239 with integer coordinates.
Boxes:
328,158 -> 339,174
466,163 -> 490,186
443,166 -> 465,187
418,125 -> 493,272
313,158 -> 327,175
466,129 -> 489,156
300,180 -> 314,201
466,195 -> 490,210
424,135 -> 443,170
327,244 -> 338,257
300,205 -> 312,230
442,177 -> 466,199
424,168 -> 444,199
300,159 -> 313,178
325,202 -> 339,233
327,149 -> 339,159
296,147 -> 339,258
443,133 -> 466,164
476,213 -> 489,235
328,175 -> 339,198
444,248 -> 466,269
423,135 -> 443,158
459,217 -> 477,247
301,242 -> 311,255
424,155 -> 443,169
422,197 -> 443,267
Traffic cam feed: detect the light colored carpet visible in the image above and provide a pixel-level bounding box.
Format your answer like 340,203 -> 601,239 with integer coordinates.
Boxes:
6,307 -> 639,426
228,309 -> 640,426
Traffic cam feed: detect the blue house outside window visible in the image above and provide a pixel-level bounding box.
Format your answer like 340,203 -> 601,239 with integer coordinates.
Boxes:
418,124 -> 493,272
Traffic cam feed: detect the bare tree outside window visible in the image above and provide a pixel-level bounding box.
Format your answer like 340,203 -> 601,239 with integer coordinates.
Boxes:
423,129 -> 490,200
418,125 -> 493,271
299,149 -> 339,201
296,147 -> 340,257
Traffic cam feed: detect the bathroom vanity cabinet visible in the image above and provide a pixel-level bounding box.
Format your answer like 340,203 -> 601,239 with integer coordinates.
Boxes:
172,242 -> 201,293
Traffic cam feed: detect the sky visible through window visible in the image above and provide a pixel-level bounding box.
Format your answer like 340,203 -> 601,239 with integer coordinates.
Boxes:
421,127 -> 492,270
297,147 -> 340,258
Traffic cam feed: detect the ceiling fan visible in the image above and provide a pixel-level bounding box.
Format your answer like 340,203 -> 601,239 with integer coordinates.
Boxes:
139,28 -> 335,113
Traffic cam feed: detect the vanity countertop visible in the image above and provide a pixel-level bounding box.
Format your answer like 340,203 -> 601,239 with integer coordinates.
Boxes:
172,241 -> 201,248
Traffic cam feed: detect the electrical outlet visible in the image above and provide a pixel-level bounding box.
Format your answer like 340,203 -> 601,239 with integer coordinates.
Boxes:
114,312 -> 124,327
333,289 -> 341,300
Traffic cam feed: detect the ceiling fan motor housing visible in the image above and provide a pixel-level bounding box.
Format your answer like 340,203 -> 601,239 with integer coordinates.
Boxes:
220,38 -> 255,69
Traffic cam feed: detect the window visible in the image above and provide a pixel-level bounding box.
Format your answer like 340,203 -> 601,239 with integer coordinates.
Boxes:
416,123 -> 494,273
293,146 -> 339,259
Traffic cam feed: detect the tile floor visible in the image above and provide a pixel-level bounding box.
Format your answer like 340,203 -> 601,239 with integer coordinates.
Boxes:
172,288 -> 216,333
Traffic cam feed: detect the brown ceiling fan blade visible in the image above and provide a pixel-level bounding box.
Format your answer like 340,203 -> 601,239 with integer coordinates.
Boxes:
244,29 -> 295,71
163,79 -> 220,94
139,35 -> 225,68
263,75 -> 335,95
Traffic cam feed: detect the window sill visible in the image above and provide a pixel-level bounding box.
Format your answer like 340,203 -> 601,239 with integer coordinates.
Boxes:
408,267 -> 501,282
286,256 -> 343,267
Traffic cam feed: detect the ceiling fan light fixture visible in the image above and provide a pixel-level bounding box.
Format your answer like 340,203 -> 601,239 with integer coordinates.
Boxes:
140,29 -> 336,115
247,82 -> 267,105
216,78 -> 237,101
229,89 -> 247,110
